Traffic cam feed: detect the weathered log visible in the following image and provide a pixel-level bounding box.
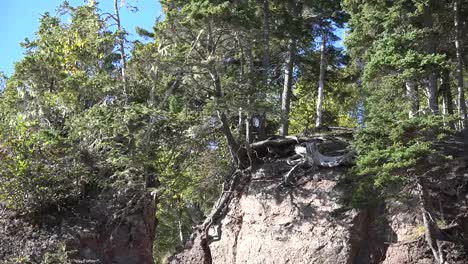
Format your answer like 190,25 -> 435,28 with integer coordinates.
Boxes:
250,136 -> 300,159
283,142 -> 356,186
251,136 -> 299,149
296,143 -> 356,167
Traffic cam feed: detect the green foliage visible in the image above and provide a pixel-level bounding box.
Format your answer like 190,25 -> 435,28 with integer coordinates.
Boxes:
0,1 -> 125,214
350,114 -> 453,208
290,71 -> 359,133
344,0 -> 450,84
42,242 -> 71,264
0,117 -> 88,213
10,4 -> 118,127
342,0 -> 462,209
153,136 -> 230,263
6,257 -> 30,264
5,0 -> 466,262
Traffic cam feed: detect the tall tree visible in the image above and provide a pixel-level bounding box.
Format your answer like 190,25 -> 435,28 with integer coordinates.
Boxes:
440,69 -> 454,116
278,0 -> 302,137
315,33 -> 327,128
454,0 -> 467,128
279,38 -> 296,136
113,0 -> 128,102
406,81 -> 420,118
256,0 -> 270,140
423,3 -> 439,114
345,2 -> 461,263
260,0 -> 270,83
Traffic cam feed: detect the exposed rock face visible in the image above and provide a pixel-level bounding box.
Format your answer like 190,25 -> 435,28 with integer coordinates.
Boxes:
170,135 -> 468,264
0,191 -> 156,264
0,205 -> 63,263
169,229 -> 212,264
381,156 -> 468,264
209,166 -> 371,264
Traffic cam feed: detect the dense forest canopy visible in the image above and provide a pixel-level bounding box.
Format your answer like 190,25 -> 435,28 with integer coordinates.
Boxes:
0,0 -> 467,262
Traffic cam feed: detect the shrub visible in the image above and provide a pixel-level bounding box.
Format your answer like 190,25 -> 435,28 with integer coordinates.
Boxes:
0,117 -> 88,213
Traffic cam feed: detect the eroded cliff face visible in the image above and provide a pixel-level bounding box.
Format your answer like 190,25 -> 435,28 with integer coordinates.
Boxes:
170,135 -> 468,264
208,166 -> 375,264
0,190 -> 156,264
381,153 -> 468,264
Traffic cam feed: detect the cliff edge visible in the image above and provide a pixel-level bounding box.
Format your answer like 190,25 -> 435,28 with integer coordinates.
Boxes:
170,134 -> 468,264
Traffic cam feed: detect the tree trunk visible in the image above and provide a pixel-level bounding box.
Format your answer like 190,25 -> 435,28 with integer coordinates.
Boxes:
208,20 -> 241,164
218,110 -> 240,163
178,210 -> 184,243
212,67 -> 240,161
245,115 -> 253,144
454,0 -> 468,129
245,38 -> 255,143
114,0 -> 128,102
261,0 -> 270,83
279,38 -> 296,136
257,113 -> 267,140
257,0 -> 270,140
235,32 -> 245,137
406,81 -> 420,118
424,5 -> 439,114
440,69 -> 454,116
427,74 -> 439,114
238,107 -> 243,134
315,34 -> 327,128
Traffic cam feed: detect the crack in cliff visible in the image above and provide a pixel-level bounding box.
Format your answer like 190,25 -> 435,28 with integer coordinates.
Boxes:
231,213 -> 244,264
347,209 -> 371,264
201,235 -> 213,264
347,206 -> 394,264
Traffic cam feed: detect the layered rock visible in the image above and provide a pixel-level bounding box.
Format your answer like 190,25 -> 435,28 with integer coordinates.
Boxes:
0,190 -> 156,264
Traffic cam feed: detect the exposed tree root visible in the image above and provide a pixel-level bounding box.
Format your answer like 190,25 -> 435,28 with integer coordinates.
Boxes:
171,169 -> 247,264
418,176 -> 446,264
174,137 -> 357,261
283,142 -> 356,186
203,170 -> 243,235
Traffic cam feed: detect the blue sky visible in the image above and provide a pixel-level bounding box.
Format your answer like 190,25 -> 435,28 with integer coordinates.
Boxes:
0,1 -> 346,78
0,0 -> 162,77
